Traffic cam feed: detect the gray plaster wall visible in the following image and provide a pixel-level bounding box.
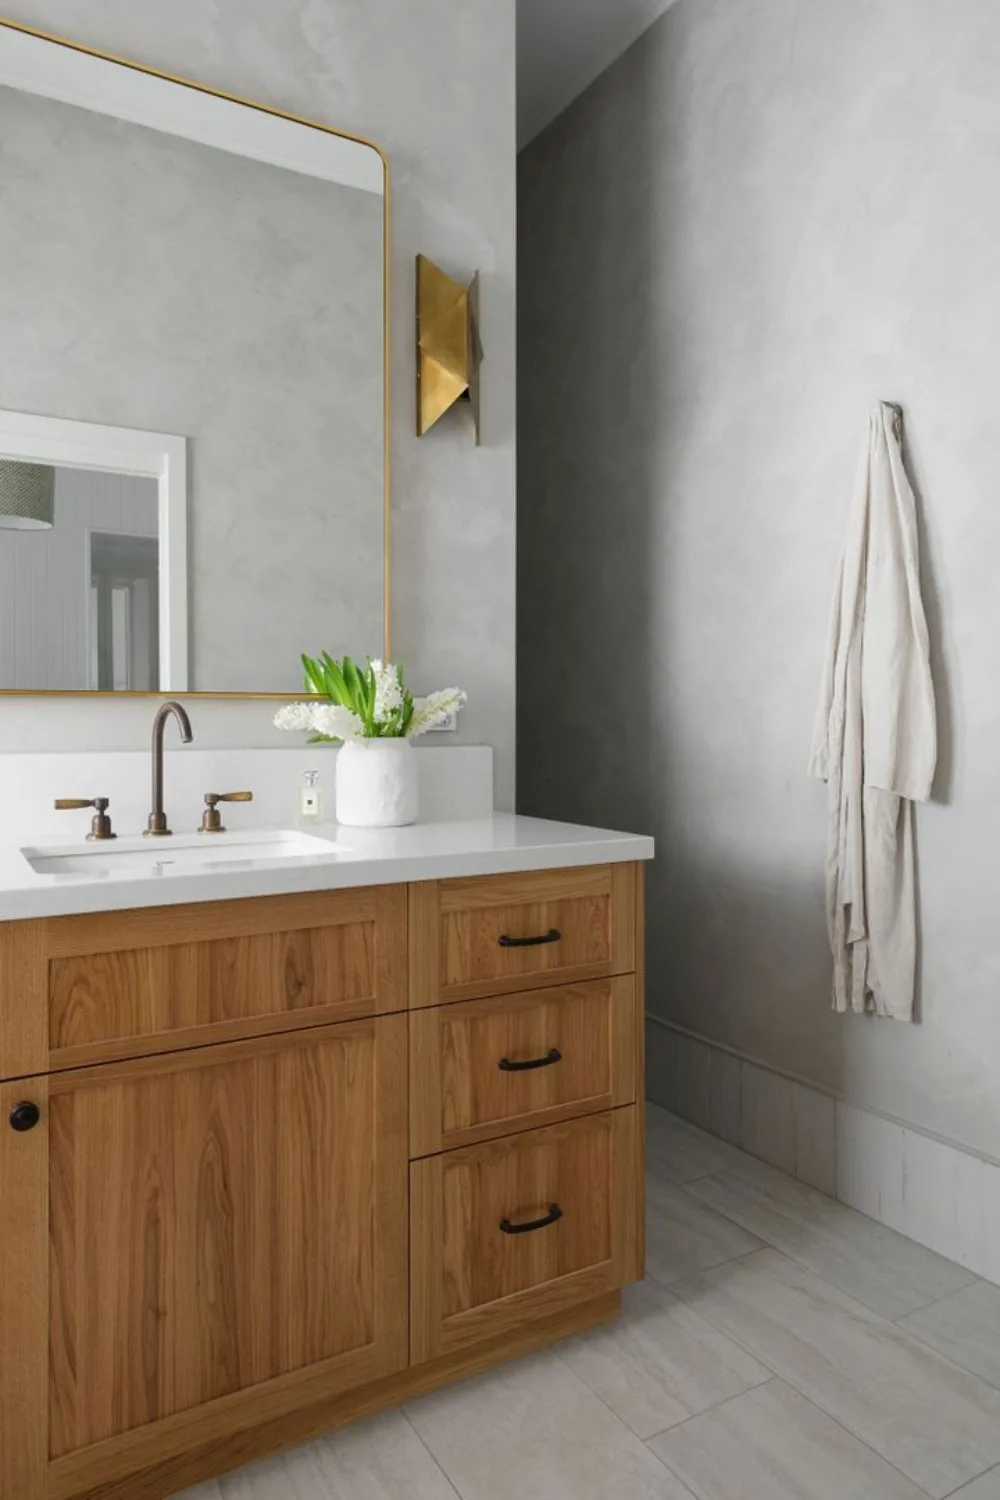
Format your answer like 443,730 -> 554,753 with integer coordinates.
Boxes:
0,2 -> 516,804
0,83 -> 383,691
518,0 -> 1000,1155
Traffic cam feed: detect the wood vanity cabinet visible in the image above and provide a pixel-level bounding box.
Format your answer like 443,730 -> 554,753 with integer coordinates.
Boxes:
0,862 -> 645,1500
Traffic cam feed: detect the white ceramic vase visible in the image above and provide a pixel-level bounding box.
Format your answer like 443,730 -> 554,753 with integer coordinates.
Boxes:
335,738 -> 418,828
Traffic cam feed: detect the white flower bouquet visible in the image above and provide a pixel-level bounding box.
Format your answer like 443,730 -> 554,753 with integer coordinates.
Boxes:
274,653 -> 466,743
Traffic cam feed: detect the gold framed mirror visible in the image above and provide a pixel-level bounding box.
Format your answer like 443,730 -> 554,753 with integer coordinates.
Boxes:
0,18 -> 389,697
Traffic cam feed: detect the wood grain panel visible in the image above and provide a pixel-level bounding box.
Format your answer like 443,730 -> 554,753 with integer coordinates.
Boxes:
0,918 -> 48,1080
410,864 -> 636,1008
0,1075 -> 49,1499
48,1017 -> 407,1459
409,976 -> 637,1155
632,862 -> 646,1284
411,1107 -> 640,1363
48,1293 -> 620,1500
46,885 -> 407,1067
44,888 -> 395,958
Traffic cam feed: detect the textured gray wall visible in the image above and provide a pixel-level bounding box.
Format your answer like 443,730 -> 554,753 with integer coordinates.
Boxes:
0,3 -> 516,802
0,83 -> 383,691
519,0 -> 1000,1154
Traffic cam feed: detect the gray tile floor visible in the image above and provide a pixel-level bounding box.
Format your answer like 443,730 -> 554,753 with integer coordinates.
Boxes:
181,1105 -> 1000,1500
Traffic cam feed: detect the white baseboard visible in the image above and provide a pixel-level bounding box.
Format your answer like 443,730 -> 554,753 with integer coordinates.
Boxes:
647,1014 -> 1000,1285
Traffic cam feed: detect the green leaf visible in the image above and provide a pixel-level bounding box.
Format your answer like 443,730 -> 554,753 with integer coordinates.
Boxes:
341,656 -> 372,731
319,652 -> 351,708
341,654 -> 361,705
400,687 -> 415,737
301,653 -> 326,696
366,660 -> 379,735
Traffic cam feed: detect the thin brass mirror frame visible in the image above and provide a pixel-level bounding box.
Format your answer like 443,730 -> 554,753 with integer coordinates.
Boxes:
0,16 -> 391,698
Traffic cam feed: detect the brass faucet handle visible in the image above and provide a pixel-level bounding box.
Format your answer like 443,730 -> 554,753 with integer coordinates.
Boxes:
54,797 -> 116,841
199,791 -> 253,834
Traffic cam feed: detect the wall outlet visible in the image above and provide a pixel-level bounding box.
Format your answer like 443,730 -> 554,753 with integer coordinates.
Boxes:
426,710 -> 457,733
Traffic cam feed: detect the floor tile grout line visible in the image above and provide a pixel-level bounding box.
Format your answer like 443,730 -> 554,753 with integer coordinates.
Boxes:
891,1277 -> 984,1328
660,1251 -> 1000,1499
664,1170 -> 985,1326
645,1247 -> 779,1301
651,1106 -> 998,1299
401,1411 -> 465,1500
549,1296 -> 775,1445
526,1351 -> 704,1497
641,1376 -> 940,1499
635,1436 -> 701,1499
639,1374 -> 782,1445
942,1462 -> 1000,1498
646,1162 -> 750,1189
883,1316 -> 1000,1396
663,1242 -> 977,1347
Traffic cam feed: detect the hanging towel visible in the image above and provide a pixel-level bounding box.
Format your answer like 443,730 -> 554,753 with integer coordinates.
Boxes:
810,402 -> 936,1021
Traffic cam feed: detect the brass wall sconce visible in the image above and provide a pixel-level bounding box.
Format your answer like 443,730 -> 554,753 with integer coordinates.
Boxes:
415,254 -> 482,443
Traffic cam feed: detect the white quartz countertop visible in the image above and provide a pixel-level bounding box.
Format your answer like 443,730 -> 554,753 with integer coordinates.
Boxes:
0,814 -> 654,922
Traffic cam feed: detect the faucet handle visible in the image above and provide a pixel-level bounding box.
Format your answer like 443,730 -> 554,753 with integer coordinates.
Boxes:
54,797 -> 116,842
199,791 -> 253,834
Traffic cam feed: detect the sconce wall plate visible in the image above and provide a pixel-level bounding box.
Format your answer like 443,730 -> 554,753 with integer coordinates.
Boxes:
416,254 -> 482,443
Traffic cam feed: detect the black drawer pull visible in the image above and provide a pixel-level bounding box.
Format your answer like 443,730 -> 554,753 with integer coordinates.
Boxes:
499,1203 -> 563,1236
498,1048 -> 562,1073
498,928 -> 561,949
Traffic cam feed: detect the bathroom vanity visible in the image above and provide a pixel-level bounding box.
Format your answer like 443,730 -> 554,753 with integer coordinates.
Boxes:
0,22 -> 650,1496
0,816 -> 652,1500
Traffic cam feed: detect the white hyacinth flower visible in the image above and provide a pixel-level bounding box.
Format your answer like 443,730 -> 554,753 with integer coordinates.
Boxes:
372,659 -> 404,722
409,688 -> 467,737
273,701 -> 363,741
310,703 -> 364,740
273,702 -> 316,732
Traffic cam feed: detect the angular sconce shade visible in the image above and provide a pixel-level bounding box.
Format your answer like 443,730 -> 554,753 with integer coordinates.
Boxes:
0,458 -> 55,529
415,254 -> 482,443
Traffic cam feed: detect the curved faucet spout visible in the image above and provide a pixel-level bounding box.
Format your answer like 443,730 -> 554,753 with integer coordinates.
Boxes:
145,701 -> 194,836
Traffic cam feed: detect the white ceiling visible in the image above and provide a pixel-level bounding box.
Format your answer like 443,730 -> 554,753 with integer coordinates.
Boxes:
517,0 -> 679,147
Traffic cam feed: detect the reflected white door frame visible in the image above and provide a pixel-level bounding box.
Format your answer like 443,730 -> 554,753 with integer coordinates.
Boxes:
0,408 -> 188,690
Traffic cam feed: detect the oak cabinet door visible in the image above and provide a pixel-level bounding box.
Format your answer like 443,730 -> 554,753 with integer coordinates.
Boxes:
36,1016 -> 407,1488
410,1107 -> 641,1364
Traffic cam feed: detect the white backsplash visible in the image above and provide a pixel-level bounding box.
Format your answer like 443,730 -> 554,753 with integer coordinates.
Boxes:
0,744 -> 494,843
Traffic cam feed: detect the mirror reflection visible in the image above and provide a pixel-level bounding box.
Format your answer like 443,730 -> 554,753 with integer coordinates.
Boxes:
0,460 -> 159,691
0,23 -> 386,694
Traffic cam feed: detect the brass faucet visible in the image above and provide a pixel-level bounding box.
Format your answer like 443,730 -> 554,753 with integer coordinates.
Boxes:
144,701 -> 193,837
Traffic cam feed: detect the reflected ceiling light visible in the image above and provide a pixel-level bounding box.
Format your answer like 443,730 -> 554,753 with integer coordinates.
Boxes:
0,459 -> 55,529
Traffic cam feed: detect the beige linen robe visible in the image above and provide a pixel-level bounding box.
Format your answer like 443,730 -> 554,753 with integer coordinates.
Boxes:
810,403 -> 936,1020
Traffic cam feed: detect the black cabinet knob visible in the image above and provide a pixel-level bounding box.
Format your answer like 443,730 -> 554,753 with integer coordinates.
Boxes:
9,1101 -> 40,1132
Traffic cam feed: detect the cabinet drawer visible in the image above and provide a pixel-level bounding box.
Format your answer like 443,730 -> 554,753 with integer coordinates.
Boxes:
410,1108 -> 641,1363
409,976 -> 637,1155
409,863 -> 636,1008
37,886 -> 407,1071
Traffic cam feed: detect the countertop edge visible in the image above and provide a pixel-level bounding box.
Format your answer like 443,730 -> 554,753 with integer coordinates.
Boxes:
0,820 -> 655,922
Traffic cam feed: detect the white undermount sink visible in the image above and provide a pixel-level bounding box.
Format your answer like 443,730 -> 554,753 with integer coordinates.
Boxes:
21,828 -> 340,879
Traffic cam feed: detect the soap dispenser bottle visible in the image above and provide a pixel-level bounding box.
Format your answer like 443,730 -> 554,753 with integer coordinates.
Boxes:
298,769 -> 323,826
